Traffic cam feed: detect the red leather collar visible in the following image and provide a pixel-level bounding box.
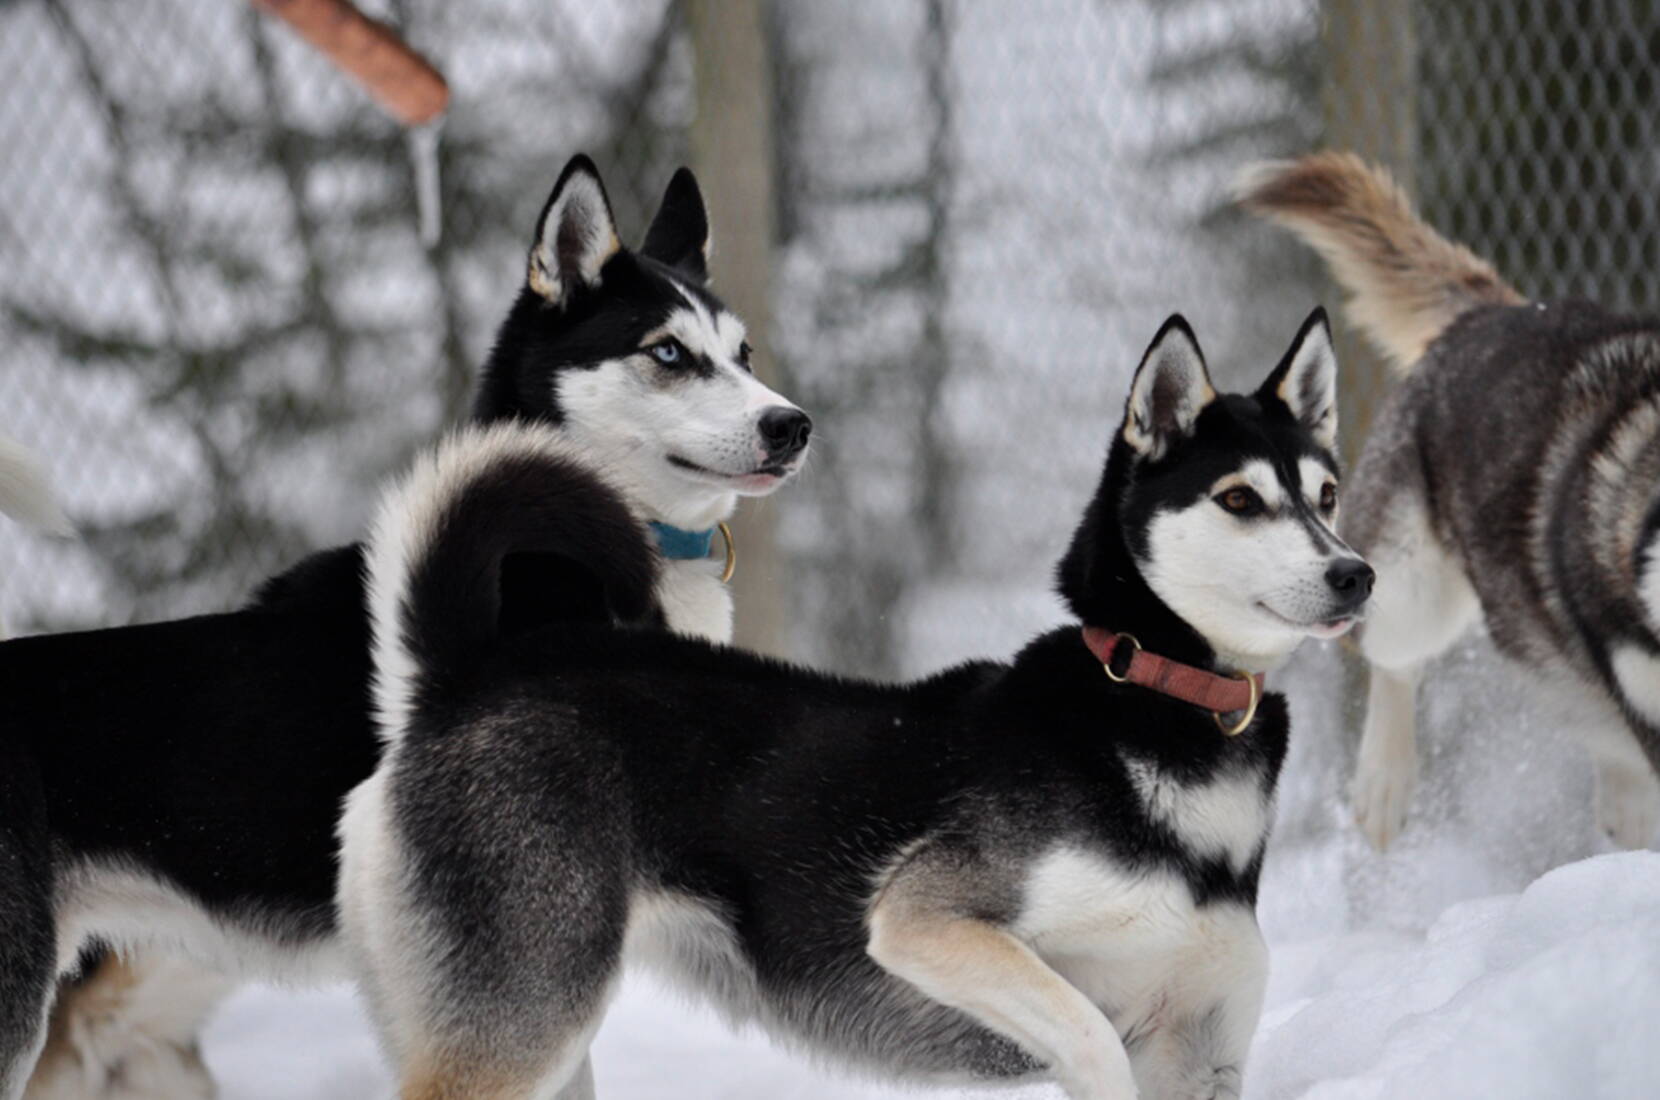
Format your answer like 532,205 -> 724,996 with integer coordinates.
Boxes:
1080,626 -> 1265,734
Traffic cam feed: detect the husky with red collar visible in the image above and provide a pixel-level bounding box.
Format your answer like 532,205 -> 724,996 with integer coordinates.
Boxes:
338,310 -> 1370,1100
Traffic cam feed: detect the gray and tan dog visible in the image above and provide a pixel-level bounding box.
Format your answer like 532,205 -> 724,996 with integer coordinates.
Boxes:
1243,151 -> 1660,851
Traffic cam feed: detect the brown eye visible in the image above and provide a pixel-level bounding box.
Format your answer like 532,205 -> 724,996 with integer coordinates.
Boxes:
737,341 -> 753,371
1216,487 -> 1263,516
1320,482 -> 1338,512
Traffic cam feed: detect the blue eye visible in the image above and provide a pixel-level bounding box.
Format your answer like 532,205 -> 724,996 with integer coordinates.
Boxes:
651,342 -> 681,365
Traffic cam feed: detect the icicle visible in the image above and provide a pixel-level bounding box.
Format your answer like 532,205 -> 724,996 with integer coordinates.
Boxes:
408,117 -> 443,248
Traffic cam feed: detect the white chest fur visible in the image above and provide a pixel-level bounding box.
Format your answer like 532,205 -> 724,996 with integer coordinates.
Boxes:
657,558 -> 734,643
1013,846 -> 1265,1033
1123,759 -> 1272,874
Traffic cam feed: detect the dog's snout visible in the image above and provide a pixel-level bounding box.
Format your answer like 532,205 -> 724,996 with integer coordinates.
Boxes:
1326,558 -> 1376,605
759,407 -> 812,459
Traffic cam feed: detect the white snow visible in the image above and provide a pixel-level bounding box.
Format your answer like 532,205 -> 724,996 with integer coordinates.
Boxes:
1250,853 -> 1660,1100
203,975 -> 1061,1100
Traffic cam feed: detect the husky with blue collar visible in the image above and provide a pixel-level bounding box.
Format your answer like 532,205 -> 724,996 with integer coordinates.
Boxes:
340,311 -> 1371,1100
3,154 -> 809,1100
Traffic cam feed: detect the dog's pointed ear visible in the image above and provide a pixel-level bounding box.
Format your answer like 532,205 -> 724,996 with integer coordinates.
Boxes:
640,167 -> 710,284
1123,315 -> 1216,460
527,154 -> 621,305
1260,307 -> 1338,450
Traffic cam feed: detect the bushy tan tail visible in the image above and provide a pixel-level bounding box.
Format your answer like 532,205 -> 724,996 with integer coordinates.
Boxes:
1237,152 -> 1525,374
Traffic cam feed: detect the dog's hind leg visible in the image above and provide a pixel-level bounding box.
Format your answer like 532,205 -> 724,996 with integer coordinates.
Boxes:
339,757 -> 626,1100
1349,490 -> 1481,851
555,1055 -> 595,1100
23,951 -> 227,1100
377,924 -> 614,1100
0,992 -> 49,1100
0,762 -> 54,1100
0,919 -> 52,1100
404,1042 -> 599,1100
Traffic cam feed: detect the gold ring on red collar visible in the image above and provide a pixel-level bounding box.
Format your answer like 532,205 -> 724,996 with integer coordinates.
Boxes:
1213,671 -> 1259,736
1100,633 -> 1140,683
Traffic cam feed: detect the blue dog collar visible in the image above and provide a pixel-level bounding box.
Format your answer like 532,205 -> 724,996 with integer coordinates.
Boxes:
648,521 -> 716,561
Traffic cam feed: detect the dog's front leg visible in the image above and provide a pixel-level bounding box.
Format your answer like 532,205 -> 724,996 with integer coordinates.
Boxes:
1352,662 -> 1419,850
1131,925 -> 1266,1100
867,894 -> 1138,1100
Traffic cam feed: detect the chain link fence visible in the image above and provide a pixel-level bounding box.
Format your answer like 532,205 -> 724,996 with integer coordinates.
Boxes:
2,0 -> 1655,686
0,0 -> 690,628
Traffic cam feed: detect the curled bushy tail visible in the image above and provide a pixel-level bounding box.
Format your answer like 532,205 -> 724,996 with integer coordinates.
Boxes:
0,434 -> 70,536
1237,152 -> 1525,374
365,422 -> 660,743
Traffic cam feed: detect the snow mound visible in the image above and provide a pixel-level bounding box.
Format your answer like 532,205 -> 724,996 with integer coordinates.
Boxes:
1250,852 -> 1660,1100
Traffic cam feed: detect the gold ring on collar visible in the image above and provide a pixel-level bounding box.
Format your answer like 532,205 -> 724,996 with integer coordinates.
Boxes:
1214,671 -> 1259,736
1101,634 -> 1140,683
717,521 -> 736,585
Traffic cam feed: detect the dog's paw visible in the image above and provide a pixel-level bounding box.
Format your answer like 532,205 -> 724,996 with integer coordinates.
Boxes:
1351,751 -> 1414,851
1055,1044 -> 1141,1100
1190,1065 -> 1241,1100
1595,762 -> 1660,850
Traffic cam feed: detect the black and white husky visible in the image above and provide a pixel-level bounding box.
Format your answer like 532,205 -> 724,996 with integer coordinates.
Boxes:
0,155 -> 810,1100
339,312 -> 1371,1100
1244,152 -> 1660,852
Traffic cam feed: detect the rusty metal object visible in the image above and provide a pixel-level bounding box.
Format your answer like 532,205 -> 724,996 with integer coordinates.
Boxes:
252,0 -> 448,125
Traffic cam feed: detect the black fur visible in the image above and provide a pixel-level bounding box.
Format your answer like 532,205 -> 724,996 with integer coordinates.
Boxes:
639,167 -> 711,284
0,733 -> 52,1096
360,314 -> 1343,1084
401,450 -> 661,719
0,154 -> 715,1082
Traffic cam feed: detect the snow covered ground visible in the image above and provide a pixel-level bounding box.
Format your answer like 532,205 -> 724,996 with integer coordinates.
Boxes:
196,634 -> 1660,1100
203,854 -> 1660,1100
1252,852 -> 1660,1100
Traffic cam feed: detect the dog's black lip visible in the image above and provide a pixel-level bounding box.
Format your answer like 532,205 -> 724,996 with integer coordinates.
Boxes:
668,454 -> 791,479
1255,600 -> 1363,630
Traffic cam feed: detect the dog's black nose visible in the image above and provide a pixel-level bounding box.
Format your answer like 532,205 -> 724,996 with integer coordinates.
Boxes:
759,407 -> 812,459
1326,558 -> 1376,606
